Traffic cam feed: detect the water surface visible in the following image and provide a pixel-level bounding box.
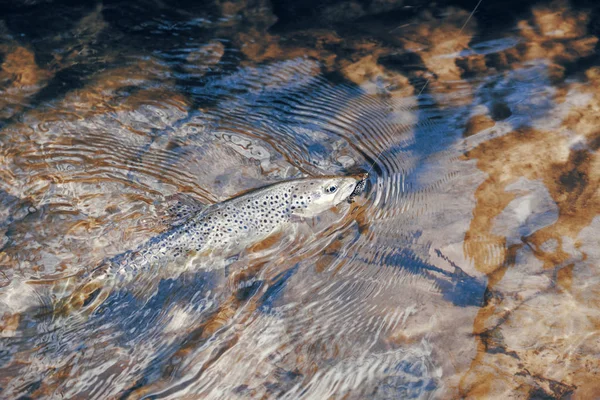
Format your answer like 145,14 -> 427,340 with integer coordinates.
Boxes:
0,0 -> 599,398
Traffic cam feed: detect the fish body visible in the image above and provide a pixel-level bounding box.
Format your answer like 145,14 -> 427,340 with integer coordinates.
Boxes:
61,173 -> 368,313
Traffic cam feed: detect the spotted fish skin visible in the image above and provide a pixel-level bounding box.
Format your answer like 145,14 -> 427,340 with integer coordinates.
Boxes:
62,174 -> 367,313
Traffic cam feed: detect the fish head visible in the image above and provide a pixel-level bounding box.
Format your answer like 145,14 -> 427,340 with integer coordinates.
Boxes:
290,172 -> 368,217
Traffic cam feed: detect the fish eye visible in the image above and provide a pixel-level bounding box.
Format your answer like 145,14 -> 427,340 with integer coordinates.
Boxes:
325,185 -> 338,193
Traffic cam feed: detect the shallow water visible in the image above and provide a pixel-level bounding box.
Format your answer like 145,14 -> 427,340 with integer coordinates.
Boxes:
0,0 -> 599,398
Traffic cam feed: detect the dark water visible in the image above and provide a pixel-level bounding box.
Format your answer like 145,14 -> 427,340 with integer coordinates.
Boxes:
0,0 -> 599,398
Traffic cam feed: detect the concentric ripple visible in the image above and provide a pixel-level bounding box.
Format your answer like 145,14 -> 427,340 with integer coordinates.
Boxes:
0,40 -> 475,400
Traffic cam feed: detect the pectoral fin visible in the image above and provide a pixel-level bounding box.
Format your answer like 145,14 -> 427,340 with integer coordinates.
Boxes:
289,213 -> 305,223
55,278 -> 111,317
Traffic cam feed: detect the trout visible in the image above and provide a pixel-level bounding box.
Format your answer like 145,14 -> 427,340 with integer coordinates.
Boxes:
59,173 -> 368,314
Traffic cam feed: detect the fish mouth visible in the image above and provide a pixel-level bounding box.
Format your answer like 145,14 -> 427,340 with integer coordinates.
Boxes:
347,172 -> 369,203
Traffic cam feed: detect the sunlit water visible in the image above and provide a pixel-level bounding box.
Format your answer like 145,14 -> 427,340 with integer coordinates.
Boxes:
0,0 -> 599,398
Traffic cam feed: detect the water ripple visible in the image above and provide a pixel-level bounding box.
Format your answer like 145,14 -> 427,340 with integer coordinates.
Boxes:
2,1 -> 598,397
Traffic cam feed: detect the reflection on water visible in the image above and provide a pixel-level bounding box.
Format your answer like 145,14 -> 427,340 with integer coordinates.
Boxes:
0,0 -> 599,398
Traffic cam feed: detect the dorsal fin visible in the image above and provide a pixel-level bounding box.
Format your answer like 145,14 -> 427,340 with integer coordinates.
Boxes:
159,193 -> 210,227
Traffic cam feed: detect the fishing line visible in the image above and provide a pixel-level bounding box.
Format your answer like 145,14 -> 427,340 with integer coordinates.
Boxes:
363,0 -> 484,178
